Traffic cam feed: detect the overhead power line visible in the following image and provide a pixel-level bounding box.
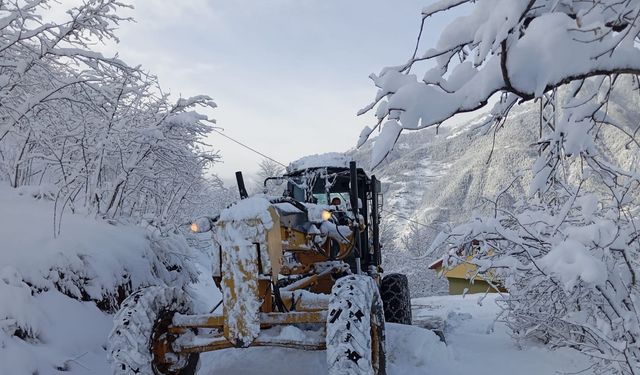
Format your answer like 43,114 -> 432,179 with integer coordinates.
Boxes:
211,128 -> 287,167
384,211 -> 434,228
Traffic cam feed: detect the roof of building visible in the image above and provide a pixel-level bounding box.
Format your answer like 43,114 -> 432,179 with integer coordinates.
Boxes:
428,258 -> 444,269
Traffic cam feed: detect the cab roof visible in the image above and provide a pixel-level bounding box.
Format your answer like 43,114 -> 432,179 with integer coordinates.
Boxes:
286,152 -> 351,174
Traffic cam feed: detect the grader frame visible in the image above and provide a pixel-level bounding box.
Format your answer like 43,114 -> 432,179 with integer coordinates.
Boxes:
109,160 -> 399,375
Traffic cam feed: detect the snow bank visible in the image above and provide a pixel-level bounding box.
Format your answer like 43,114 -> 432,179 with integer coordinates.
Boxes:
409,294 -> 594,375
385,323 -> 450,371
0,185 -> 196,311
0,290 -> 114,374
196,323 -> 449,375
0,185 -> 199,374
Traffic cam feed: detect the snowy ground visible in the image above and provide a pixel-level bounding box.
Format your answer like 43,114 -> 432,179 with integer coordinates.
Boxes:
197,294 -> 593,375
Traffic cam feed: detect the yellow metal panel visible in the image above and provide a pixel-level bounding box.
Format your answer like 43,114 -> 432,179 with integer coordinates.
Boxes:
280,291 -> 329,311
266,207 -> 283,284
179,335 -> 233,353
170,314 -> 224,330
259,311 -> 327,325
448,279 -> 496,295
252,340 -> 325,351
178,328 -> 327,354
281,227 -> 309,251
221,244 -> 261,347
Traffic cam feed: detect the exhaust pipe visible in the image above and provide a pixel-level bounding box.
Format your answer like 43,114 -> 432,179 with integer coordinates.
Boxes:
235,171 -> 249,199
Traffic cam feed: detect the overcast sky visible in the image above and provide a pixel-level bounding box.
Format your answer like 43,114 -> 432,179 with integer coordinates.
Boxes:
96,1 -> 456,182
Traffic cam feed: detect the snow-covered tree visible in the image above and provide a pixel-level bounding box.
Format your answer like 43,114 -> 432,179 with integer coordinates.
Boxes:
0,0 -> 223,234
253,158 -> 285,195
360,1 -> 640,373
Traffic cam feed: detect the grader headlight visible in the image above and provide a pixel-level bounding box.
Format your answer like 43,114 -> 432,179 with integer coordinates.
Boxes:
190,217 -> 213,233
321,210 -> 332,221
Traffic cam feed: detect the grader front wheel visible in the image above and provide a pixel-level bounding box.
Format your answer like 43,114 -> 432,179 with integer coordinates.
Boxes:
108,286 -> 199,375
326,275 -> 386,375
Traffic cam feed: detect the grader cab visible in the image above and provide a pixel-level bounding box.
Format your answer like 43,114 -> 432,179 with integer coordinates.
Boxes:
108,159 -> 412,375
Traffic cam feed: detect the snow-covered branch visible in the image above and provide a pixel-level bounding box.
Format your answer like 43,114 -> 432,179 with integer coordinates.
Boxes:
361,0 -> 640,169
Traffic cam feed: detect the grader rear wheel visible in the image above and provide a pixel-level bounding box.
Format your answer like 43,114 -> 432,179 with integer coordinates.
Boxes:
380,273 -> 412,325
326,275 -> 386,375
108,286 -> 199,375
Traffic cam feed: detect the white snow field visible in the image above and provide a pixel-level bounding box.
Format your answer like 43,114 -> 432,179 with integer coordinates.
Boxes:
197,294 -> 592,375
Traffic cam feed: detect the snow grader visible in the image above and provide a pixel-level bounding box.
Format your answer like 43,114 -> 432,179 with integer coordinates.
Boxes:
108,157 -> 412,375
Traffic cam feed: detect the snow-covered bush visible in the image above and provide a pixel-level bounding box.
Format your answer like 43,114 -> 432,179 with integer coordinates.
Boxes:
360,1 -> 640,373
0,0 -> 219,311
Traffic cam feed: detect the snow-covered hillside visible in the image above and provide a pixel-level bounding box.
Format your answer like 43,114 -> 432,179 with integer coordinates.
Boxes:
351,104 -> 538,296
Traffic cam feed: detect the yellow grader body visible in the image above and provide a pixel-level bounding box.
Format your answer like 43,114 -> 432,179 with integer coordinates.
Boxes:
168,206 -> 337,353
108,160 -> 413,375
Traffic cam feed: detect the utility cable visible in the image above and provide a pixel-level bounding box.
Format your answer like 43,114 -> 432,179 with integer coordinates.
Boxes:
384,211 -> 435,228
211,128 -> 287,167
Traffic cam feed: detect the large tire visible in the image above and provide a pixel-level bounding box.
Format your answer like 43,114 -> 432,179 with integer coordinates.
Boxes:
108,286 -> 199,375
326,275 -> 386,375
380,273 -> 412,325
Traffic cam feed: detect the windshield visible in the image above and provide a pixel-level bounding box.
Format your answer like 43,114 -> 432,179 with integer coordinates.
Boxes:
287,169 -> 351,204
313,192 -> 350,207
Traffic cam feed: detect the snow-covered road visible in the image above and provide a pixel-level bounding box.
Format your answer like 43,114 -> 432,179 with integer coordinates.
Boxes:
197,294 -> 592,375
